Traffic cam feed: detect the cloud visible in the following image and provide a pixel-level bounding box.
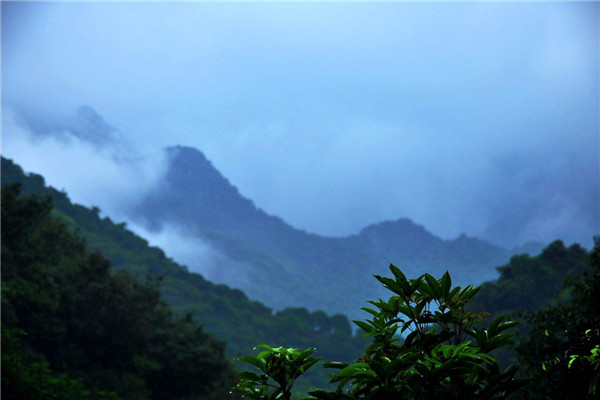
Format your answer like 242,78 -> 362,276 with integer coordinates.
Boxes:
2,2 -> 598,249
203,111 -> 598,248
1,106 -> 167,221
124,220 -> 253,288
2,105 -> 256,288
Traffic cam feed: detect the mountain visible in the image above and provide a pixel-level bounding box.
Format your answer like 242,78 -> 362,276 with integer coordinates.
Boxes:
1,157 -> 366,374
472,239 -> 589,317
129,145 -> 543,319
6,106 -> 546,318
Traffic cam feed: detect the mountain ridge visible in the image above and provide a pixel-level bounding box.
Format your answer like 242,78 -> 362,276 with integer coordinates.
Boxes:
128,145 -> 544,319
0,157 -> 367,368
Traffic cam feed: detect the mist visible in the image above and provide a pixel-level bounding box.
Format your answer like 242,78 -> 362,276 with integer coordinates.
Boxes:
2,2 -> 598,249
2,107 -> 166,220
125,220 -> 253,288
2,105 -> 262,286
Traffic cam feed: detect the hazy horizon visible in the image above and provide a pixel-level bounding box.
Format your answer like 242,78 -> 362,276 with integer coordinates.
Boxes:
2,2 -> 598,249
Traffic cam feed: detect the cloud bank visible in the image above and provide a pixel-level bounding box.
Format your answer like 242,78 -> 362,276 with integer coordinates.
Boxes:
2,106 -> 257,284
2,106 -> 167,221
2,2 -> 598,248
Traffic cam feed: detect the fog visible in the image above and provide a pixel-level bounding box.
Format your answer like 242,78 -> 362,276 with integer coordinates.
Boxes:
2,106 -> 256,283
2,2 -> 598,248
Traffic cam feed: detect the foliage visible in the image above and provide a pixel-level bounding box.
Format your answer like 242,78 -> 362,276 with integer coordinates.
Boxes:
540,328 -> 600,395
515,237 -> 600,399
1,157 -> 367,392
1,329 -> 121,400
469,240 -> 590,368
234,345 -> 323,400
473,241 -> 588,317
235,266 -> 528,400
1,183 -> 237,400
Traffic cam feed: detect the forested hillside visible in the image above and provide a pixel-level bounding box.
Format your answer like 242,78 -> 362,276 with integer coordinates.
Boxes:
3,157 -> 598,399
1,157 -> 367,395
1,183 -> 236,400
473,240 -> 589,317
468,238 -> 598,397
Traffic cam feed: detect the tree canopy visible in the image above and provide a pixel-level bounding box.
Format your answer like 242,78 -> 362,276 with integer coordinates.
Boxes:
1,184 -> 237,400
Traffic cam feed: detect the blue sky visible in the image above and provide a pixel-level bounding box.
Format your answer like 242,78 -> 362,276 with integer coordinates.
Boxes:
2,1 -> 598,248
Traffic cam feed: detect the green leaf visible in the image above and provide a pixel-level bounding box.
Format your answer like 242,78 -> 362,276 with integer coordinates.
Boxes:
353,320 -> 374,333
487,315 -> 504,335
237,371 -> 262,382
235,355 -> 266,371
440,271 -> 451,298
323,361 -> 348,369
378,276 -> 405,295
424,273 -> 442,299
494,320 -> 520,334
361,307 -> 379,317
336,363 -> 374,378
256,350 -> 272,359
389,264 -> 407,283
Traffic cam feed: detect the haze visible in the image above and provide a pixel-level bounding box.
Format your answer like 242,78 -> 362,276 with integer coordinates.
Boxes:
2,1 -> 598,248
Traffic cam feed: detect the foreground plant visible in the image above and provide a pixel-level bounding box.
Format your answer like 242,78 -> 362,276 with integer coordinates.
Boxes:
233,345 -> 322,400
234,266 -> 528,400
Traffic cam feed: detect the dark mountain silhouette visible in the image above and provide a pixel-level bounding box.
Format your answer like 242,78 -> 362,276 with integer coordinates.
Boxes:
130,145 -> 542,319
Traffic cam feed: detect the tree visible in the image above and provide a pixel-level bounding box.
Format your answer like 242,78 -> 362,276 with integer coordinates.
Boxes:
234,266 -> 528,399
1,329 -> 121,400
1,184 -> 237,400
516,237 -> 600,399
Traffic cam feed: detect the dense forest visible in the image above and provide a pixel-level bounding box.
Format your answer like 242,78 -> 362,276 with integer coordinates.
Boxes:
2,157 -> 598,399
1,158 -> 367,397
1,183 -> 236,399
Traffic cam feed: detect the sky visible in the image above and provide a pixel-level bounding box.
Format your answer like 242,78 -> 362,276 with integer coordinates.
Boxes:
2,1 -> 599,249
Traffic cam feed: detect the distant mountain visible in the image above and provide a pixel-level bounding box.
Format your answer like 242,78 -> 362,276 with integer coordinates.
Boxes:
130,145 -> 544,319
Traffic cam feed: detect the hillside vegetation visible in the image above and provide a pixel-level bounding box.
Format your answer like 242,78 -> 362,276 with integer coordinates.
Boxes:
473,240 -> 589,317
231,242 -> 600,400
1,183 -> 236,400
3,157 -> 597,400
1,157 -> 367,393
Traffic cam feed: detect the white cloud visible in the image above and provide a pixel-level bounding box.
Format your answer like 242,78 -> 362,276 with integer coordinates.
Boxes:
1,106 -> 169,221
2,2 -> 597,248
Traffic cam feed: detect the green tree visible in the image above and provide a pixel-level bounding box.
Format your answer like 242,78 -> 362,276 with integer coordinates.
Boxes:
1,329 -> 121,400
1,158 -> 367,392
1,184 -> 237,400
515,237 -> 600,399
235,266 -> 528,400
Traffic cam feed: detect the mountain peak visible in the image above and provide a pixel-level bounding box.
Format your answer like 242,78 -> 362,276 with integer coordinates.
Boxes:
359,218 -> 435,239
166,145 -> 209,162
133,145 -> 264,232
164,145 -> 240,199
72,105 -> 121,147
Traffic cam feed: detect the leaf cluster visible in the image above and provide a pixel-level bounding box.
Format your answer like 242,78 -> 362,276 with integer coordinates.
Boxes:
236,266 -> 528,400
234,345 -> 323,400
